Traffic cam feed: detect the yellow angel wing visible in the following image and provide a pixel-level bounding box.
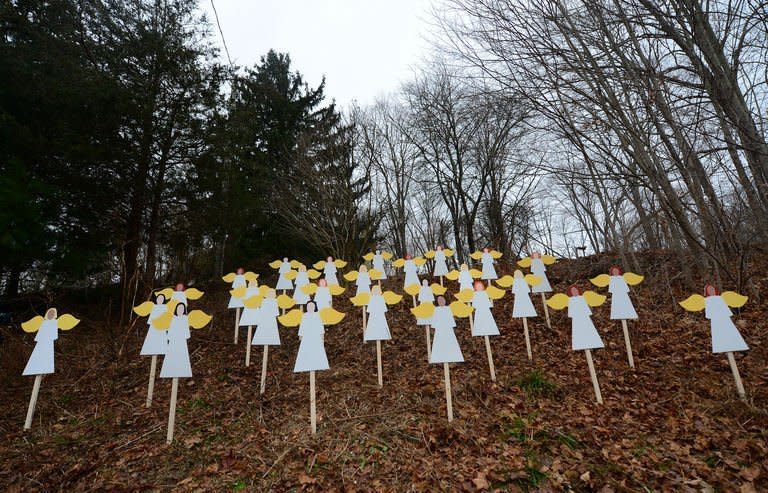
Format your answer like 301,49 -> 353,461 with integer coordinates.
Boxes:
623,272 -> 644,286
343,271 -> 359,282
301,283 -> 318,295
369,268 -> 383,280
430,283 -> 447,295
258,285 -> 271,296
455,289 -> 475,303
679,294 -> 706,312
306,269 -> 322,279
243,295 -> 264,309
56,314 -> 80,331
329,285 -> 346,296
333,259 -> 347,268
583,290 -> 607,307
450,301 -> 474,318
546,293 -> 570,310
320,307 -> 345,325
289,260 -> 304,269
392,258 -> 405,268
188,310 -> 212,329
154,287 -> 174,299
590,274 -> 611,288
404,284 -> 421,296
363,252 -> 374,261
495,275 -> 514,288
517,257 -> 532,268
469,269 -> 483,279
722,291 -> 748,308
542,254 -> 557,265
133,301 -> 155,317
445,270 -> 459,281
278,309 -> 303,327
525,274 -> 542,286
424,250 -> 435,259
444,248 -> 454,257
284,270 -> 297,281
486,285 -> 506,300
381,251 -> 393,260
313,260 -> 326,270
277,294 -> 295,310
185,288 -> 204,300
21,316 -> 44,333
411,302 -> 435,318
244,272 -> 259,282
382,291 -> 403,305
151,311 -> 173,330
229,286 -> 247,298
413,257 -> 426,266
470,251 -> 483,260
222,273 -> 236,283
490,250 -> 503,259
269,260 -> 283,269
350,293 -> 371,306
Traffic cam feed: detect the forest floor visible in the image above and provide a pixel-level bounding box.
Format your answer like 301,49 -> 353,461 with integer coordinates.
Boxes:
0,251 -> 766,492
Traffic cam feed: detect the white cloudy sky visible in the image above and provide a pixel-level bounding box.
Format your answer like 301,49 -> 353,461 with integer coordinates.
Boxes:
199,0 -> 436,108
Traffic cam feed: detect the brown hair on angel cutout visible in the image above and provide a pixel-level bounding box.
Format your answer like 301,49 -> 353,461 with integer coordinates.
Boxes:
705,283 -> 718,296
609,265 -> 622,276
236,267 -> 245,275
318,278 -> 328,287
175,282 -> 185,291
306,300 -> 317,313
473,280 -> 486,291
532,251 -> 541,259
567,284 -> 582,297
437,295 -> 447,307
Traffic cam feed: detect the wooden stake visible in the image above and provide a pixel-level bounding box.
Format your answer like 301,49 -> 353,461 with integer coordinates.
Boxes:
245,326 -> 253,367
167,377 -> 179,444
377,279 -> 382,288
484,335 -> 496,381
585,349 -> 603,404
487,279 -> 491,287
146,355 -> 158,407
541,293 -> 551,329
439,276 -> 444,287
234,307 -> 241,344
523,317 -> 532,360
362,306 -> 367,342
260,345 -> 269,395
621,319 -> 635,369
425,325 -> 432,363
726,352 -> 746,400
376,340 -> 383,387
411,294 -> 416,308
24,375 -> 42,430
310,371 -> 317,434
443,363 -> 453,422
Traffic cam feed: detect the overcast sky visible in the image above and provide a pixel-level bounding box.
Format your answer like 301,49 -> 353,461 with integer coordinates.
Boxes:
199,0 -> 436,109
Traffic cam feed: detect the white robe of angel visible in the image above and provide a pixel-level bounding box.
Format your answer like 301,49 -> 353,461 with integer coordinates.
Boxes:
372,253 -> 387,279
418,284 -> 435,304
430,306 -> 464,363
433,250 -> 449,277
276,262 -> 293,291
315,287 -> 332,310
530,258 -> 552,293
458,269 -> 474,292
252,298 -> 281,346
403,260 -> 420,288
568,296 -> 604,351
365,295 -> 392,341
238,287 -> 262,326
705,296 -> 749,353
171,290 -> 187,304
480,252 -> 498,280
160,315 -> 192,378
511,278 -> 537,318
140,303 -> 170,355
293,271 -> 311,305
23,319 -> 58,376
323,262 -> 339,285
293,312 -> 329,372
356,272 -> 371,296
227,274 -> 247,309
472,291 -> 500,336
608,276 -> 638,320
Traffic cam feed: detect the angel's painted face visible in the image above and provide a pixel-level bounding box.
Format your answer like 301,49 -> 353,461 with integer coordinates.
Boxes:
372,285 -> 382,296
359,265 -> 368,273
45,308 -> 57,320
532,251 -> 541,259
513,270 -> 524,279
460,263 -> 468,270
483,247 -> 490,253
609,265 -> 622,276
306,301 -> 317,313
705,284 -> 718,297
267,289 -> 276,299
299,265 -> 307,272
437,245 -> 443,251
375,250 -> 381,255
236,267 -> 244,275
175,283 -> 185,291
567,285 -> 582,297
156,294 -> 166,304
176,303 -> 187,316
319,279 -> 328,287
283,257 -> 289,262
327,256 -> 333,262
248,280 -> 258,288
422,279 -> 429,286
405,254 -> 412,260
473,280 -> 485,291
437,296 -> 446,307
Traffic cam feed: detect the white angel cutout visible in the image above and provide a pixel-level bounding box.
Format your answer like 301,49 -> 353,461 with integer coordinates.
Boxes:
364,249 -> 393,283
519,252 -> 556,328
133,293 -> 174,407
497,270 -> 541,360
292,265 -> 321,306
547,286 -> 607,404
150,302 -> 212,443
425,246 -> 455,285
246,288 -> 283,394
445,263 -> 482,292
301,278 -> 345,310
392,254 -> 426,290
343,264 -> 383,296
680,284 -> 750,399
467,280 -> 506,382
154,283 -> 205,306
590,266 -> 644,368
269,257 -> 298,292
223,268 -> 259,344
471,247 -> 502,285
279,301 -> 345,434
313,256 -> 347,286
21,308 -> 80,429
363,286 -> 403,387
233,282 -> 271,368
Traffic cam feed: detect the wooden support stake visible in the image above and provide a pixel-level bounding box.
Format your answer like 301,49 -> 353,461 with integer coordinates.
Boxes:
443,363 -> 454,422
487,279 -> 491,287
310,371 -> 317,435
727,352 -> 746,400
260,345 -> 269,395
167,377 -> 179,444
439,276 -> 444,287
376,340 -> 383,388
523,317 -> 532,361
621,320 -> 635,369
245,326 -> 253,367
425,325 -> 432,363
541,293 -> 551,329
234,307 -> 241,344
24,375 -> 42,430
484,335 -> 496,382
411,294 -> 416,308
585,349 -> 603,404
146,355 -> 158,407
362,306 -> 367,342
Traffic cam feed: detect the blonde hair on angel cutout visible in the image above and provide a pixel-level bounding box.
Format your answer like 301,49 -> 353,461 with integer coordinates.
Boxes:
371,285 -> 382,295
45,308 -> 57,320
